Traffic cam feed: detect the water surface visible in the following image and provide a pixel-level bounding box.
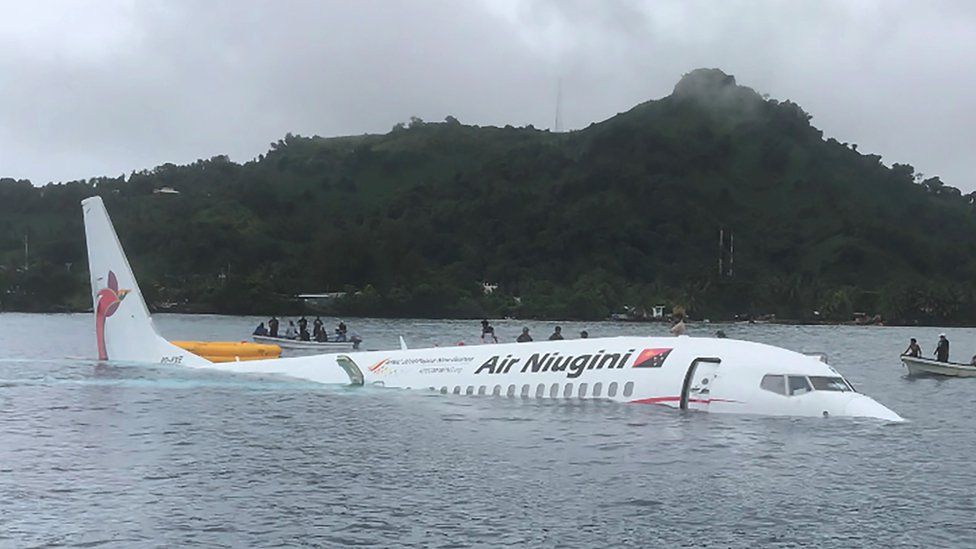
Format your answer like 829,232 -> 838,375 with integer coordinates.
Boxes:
1,314 -> 974,547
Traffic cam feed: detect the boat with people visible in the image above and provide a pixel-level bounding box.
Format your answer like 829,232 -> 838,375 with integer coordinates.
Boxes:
80,195 -> 904,422
252,334 -> 362,351
901,355 -> 976,377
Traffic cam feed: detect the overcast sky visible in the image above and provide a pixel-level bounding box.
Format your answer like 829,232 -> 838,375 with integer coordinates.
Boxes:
2,0 -> 975,189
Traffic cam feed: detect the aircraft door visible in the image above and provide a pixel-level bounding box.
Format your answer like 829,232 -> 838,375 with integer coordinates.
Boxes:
681,358 -> 721,411
336,355 -> 364,386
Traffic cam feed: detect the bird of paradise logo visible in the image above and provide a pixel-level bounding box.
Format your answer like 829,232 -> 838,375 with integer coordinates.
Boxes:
95,271 -> 129,360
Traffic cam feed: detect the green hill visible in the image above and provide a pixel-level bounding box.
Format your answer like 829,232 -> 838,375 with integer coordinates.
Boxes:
3,68 -> 975,323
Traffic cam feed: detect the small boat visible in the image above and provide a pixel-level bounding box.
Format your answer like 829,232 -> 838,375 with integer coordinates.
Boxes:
901,355 -> 976,377
252,334 -> 362,351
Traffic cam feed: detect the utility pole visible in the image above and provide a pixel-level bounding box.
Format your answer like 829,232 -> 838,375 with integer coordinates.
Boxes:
554,78 -> 563,133
24,234 -> 29,271
728,230 -> 734,278
718,228 -> 734,278
718,228 -> 724,276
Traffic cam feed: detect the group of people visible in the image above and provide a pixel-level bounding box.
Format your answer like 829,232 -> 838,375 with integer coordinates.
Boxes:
253,316 -> 350,343
902,333 -> 974,364
480,320 -> 588,344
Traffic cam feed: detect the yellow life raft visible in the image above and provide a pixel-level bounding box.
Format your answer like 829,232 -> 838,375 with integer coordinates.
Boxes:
171,341 -> 281,363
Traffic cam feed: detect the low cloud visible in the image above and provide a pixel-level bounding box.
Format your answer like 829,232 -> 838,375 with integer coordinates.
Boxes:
1,0 -> 975,190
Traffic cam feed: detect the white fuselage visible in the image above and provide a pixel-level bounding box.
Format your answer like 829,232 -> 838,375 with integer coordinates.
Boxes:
211,335 -> 903,421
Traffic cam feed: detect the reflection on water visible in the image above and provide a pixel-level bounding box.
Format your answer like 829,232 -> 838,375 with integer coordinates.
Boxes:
1,313 -> 974,547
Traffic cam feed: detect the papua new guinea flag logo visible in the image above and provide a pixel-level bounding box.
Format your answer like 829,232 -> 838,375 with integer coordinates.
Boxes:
632,348 -> 672,368
95,271 -> 129,360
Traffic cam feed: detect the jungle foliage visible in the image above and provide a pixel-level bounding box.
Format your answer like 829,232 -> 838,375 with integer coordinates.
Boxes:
3,69 -> 976,324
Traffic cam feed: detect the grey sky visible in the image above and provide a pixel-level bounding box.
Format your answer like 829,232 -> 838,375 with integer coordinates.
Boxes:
1,0 -> 975,189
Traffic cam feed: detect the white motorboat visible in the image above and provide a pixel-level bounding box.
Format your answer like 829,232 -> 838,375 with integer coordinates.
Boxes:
253,334 -> 362,351
901,355 -> 976,377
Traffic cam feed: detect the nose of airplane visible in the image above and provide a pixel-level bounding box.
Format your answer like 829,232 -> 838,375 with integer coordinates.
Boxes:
844,395 -> 904,422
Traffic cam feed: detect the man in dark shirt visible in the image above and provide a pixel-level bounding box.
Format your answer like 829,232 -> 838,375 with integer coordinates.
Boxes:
516,327 -> 532,343
548,326 -> 564,341
268,316 -> 279,338
935,334 -> 950,363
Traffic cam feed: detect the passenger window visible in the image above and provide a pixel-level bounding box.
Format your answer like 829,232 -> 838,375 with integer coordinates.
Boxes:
465,386 -> 474,395
623,381 -> 634,397
760,375 -> 786,395
608,382 -> 618,397
440,386 -> 448,394
578,383 -> 588,398
788,375 -> 812,396
478,386 -> 487,396
453,386 -> 461,395
521,384 -> 531,398
550,383 -> 560,398
492,385 -> 502,397
592,382 -> 603,398
507,384 -> 516,397
535,384 -> 546,398
563,383 -> 574,398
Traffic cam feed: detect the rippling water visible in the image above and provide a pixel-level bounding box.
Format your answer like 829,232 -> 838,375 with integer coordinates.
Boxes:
2,313 -> 975,547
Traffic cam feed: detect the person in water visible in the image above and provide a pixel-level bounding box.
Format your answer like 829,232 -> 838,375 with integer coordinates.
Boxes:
902,338 -> 921,358
715,329 -> 727,339
284,320 -> 297,339
481,326 -> 498,344
312,316 -> 323,339
268,316 -> 279,338
935,333 -> 950,363
253,322 -> 268,336
517,327 -> 533,343
548,326 -> 564,340
580,330 -> 589,339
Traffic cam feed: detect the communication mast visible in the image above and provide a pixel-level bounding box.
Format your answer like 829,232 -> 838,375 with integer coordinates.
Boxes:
554,78 -> 563,133
718,228 -> 734,278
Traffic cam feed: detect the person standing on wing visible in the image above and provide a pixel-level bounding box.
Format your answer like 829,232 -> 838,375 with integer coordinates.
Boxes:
481,326 -> 498,344
285,320 -> 297,339
935,334 -> 950,363
670,315 -> 687,336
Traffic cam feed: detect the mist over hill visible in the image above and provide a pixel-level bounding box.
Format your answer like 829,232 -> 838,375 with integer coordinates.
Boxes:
3,69 -> 975,324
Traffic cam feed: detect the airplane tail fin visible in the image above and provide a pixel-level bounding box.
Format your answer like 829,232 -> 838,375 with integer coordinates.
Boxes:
82,196 -> 210,366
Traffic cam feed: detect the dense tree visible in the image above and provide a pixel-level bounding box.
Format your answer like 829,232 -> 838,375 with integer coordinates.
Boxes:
3,68 -> 976,323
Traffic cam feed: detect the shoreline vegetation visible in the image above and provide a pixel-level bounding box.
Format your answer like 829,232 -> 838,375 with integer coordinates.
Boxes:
5,69 -> 976,326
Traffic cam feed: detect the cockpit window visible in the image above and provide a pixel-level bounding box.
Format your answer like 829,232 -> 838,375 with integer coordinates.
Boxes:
809,376 -> 852,392
760,374 -> 787,395
787,375 -> 812,396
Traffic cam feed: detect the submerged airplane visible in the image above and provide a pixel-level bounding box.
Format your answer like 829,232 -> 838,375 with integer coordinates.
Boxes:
82,196 -> 903,421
